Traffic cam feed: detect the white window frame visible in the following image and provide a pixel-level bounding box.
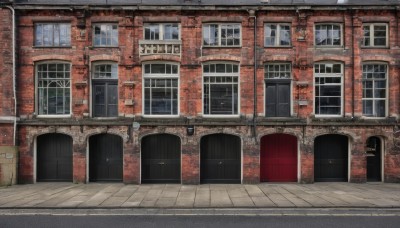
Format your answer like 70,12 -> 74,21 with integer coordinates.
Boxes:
143,23 -> 181,40
362,23 -> 389,48
142,62 -> 180,117
314,23 -> 343,47
92,23 -> 119,47
202,23 -> 241,47
36,61 -> 72,118
264,23 -> 291,47
34,23 -> 71,47
90,61 -> 119,118
361,62 -> 388,118
202,61 -> 240,117
263,62 -> 293,117
313,62 -> 344,117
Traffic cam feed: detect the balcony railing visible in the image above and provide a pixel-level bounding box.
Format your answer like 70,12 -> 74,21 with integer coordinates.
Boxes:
139,40 -> 182,56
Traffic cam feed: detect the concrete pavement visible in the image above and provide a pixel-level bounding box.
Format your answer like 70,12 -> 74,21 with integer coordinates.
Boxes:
0,183 -> 399,208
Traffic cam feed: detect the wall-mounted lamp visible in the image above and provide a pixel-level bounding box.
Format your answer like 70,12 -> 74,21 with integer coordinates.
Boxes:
187,125 -> 195,136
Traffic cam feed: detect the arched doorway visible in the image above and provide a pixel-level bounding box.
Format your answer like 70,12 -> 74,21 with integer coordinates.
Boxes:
260,134 -> 297,182
37,133 -> 73,182
141,134 -> 181,183
366,136 -> 382,182
89,134 -> 123,182
200,134 -> 241,184
314,134 -> 348,182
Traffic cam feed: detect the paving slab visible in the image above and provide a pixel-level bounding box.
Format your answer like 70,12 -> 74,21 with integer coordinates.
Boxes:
210,190 -> 232,207
1,182 -> 400,208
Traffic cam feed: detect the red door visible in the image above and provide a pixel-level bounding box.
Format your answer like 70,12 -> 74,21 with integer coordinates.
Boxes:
260,134 -> 297,182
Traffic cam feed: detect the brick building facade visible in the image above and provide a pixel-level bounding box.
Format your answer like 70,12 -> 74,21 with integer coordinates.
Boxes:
0,2 -> 17,185
7,0 -> 400,184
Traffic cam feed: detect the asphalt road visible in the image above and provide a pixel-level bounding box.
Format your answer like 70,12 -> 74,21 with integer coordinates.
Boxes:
0,215 -> 399,228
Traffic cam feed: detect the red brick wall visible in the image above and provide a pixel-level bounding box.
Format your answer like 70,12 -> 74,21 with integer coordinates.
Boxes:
15,8 -> 400,184
0,8 -> 14,147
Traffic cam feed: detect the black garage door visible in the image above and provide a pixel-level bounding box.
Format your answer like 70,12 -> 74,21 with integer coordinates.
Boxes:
141,134 -> 181,183
201,134 -> 241,184
37,133 -> 72,182
314,134 -> 348,182
89,134 -> 123,182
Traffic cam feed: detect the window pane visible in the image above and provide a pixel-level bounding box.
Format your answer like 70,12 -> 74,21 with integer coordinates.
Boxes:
35,24 -> 43,46
151,64 -> 166,74
280,25 -> 291,46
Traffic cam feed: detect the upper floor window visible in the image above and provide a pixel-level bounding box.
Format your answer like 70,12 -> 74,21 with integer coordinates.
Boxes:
203,24 -> 241,47
144,23 -> 180,40
362,63 -> 387,117
264,24 -> 291,47
203,62 -> 239,115
93,24 -> 118,47
315,24 -> 342,46
35,23 -> 71,47
37,62 -> 71,116
314,63 -> 343,116
143,63 -> 179,116
362,24 -> 388,47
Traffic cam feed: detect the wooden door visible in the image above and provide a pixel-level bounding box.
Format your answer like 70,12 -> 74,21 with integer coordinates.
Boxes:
200,134 -> 241,183
367,137 -> 382,182
314,134 -> 348,182
89,134 -> 123,182
37,133 -> 72,182
260,134 -> 297,182
265,81 -> 290,117
93,81 -> 118,117
141,134 -> 181,183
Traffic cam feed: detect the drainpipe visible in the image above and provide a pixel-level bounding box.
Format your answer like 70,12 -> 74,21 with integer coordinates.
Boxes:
351,10 -> 355,119
248,9 -> 257,142
5,5 -> 16,146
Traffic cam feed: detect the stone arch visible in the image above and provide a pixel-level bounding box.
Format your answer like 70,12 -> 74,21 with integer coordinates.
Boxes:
257,129 -> 303,144
140,55 -> 181,63
199,55 -> 241,63
89,54 -> 120,63
139,132 -> 183,143
83,127 -> 129,144
32,55 -> 73,62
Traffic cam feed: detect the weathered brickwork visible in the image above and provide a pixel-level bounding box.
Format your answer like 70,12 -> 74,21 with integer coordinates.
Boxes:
0,8 -> 14,147
12,6 -> 400,184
